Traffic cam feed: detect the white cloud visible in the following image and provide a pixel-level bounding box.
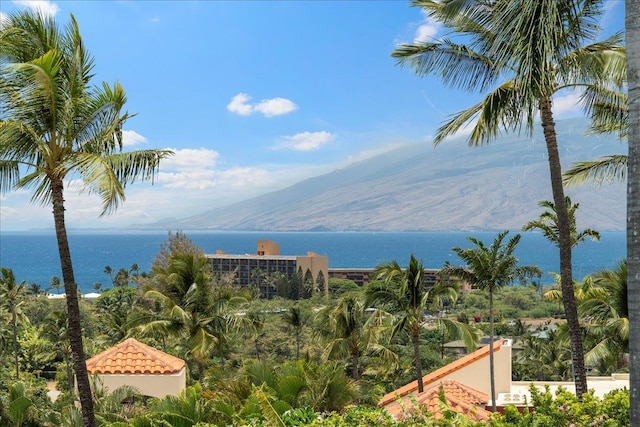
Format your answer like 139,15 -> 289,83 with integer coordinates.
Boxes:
122,130 -> 147,147
155,148 -> 219,189
226,93 -> 254,116
552,89 -> 583,118
227,93 -> 298,117
13,0 -> 60,17
253,97 -> 298,117
414,10 -> 441,43
162,147 -> 220,170
345,143 -> 406,164
275,131 -> 335,151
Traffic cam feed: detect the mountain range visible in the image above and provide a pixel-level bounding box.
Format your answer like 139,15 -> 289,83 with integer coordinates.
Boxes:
150,118 -> 626,232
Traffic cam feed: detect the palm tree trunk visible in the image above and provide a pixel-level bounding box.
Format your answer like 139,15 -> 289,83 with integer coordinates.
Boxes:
12,307 -> 19,380
351,332 -> 360,380
489,290 -> 496,412
51,181 -> 96,427
539,98 -> 588,398
65,350 -> 74,394
255,338 -> 261,362
625,1 -> 640,423
412,327 -> 424,393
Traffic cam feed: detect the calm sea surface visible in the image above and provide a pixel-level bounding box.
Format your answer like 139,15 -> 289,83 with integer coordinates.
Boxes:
0,230 -> 626,294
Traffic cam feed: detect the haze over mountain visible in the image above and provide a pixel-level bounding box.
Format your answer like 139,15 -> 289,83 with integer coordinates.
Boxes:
151,119 -> 626,232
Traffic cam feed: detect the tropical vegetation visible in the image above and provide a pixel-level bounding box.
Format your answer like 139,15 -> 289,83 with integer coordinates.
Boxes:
0,226 -> 633,426
1,0 -> 637,424
392,0 -> 625,398
0,10 -> 172,426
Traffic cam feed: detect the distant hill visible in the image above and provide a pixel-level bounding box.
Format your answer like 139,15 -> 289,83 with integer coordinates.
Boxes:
151,118 -> 626,232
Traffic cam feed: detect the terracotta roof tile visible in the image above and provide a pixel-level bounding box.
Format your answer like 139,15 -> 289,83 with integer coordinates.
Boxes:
379,338 -> 504,406
86,338 -> 185,374
382,380 -> 491,422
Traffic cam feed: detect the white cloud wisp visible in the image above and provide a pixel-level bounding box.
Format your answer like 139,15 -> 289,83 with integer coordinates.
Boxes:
274,131 -> 335,151
227,93 -> 298,117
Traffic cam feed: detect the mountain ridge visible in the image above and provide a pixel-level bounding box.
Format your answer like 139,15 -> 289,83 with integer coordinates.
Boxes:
149,118 -> 626,232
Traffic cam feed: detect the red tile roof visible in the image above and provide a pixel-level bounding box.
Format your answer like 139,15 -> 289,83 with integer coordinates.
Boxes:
383,380 -> 491,422
379,338 -> 504,406
86,338 -> 185,374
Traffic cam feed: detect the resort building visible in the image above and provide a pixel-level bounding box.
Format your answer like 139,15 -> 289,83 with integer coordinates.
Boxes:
328,267 -> 470,290
206,239 -> 467,297
206,240 -> 329,298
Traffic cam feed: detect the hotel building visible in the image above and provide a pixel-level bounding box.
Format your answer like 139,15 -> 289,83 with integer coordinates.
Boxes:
206,240 -> 329,298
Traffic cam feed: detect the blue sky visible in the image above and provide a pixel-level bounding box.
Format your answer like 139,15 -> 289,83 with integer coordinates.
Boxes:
0,0 -> 625,231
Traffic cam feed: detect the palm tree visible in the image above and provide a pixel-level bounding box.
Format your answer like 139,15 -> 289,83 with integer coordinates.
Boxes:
234,309 -> 266,361
315,291 -> 395,380
365,254 -> 471,393
41,310 -> 74,394
49,276 -> 62,295
141,253 -> 246,378
579,260 -> 628,372
0,12 -> 172,426
0,268 -> 28,380
282,305 -> 306,359
104,266 -> 115,287
626,0 -> 640,423
544,260 -> 629,370
393,0 -> 624,398
522,196 -> 601,247
440,231 -> 533,411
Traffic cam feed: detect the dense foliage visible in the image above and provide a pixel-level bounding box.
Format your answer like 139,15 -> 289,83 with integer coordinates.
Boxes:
0,231 -> 631,426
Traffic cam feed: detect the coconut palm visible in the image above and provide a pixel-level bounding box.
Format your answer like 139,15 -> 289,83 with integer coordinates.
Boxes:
282,305 -> 307,359
141,253 -> 246,378
0,12 -> 172,425
393,0 -> 625,397
522,196 -> 601,247
48,276 -> 62,295
41,310 -> 74,394
579,260 -> 628,371
514,329 -> 572,382
626,0 -> 640,422
365,254 -> 473,393
233,309 -> 266,361
315,291 -> 396,380
545,260 -> 629,371
440,231 -> 533,411
0,268 -> 28,380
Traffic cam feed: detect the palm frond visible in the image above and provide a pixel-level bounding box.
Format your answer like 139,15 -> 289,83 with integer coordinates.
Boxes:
393,39 -> 500,92
563,155 -> 627,187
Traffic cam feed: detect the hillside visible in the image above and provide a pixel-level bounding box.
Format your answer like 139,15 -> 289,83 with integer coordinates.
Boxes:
151,119 -> 626,231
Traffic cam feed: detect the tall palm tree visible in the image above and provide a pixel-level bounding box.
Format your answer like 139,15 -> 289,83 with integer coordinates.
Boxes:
0,12 -> 172,426
626,0 -> 640,423
393,0 -> 624,397
0,268 -> 28,380
365,254 -> 472,393
440,231 -> 533,411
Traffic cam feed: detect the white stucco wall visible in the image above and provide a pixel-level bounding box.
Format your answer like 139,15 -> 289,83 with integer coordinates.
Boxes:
96,368 -> 186,399
443,340 -> 512,396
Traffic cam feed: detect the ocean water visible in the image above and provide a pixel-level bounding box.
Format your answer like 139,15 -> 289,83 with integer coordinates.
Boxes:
0,230 -> 626,294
